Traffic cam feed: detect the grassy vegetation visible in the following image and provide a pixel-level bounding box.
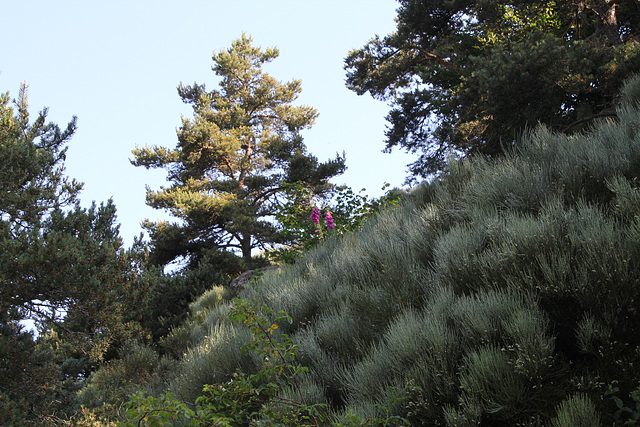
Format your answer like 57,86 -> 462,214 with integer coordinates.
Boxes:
81,75 -> 640,425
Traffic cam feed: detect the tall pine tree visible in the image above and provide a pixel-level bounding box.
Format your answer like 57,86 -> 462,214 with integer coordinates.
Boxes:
0,84 -> 153,423
133,34 -> 345,267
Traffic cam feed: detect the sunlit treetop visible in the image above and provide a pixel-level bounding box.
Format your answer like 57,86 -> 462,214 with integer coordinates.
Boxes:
133,34 -> 345,264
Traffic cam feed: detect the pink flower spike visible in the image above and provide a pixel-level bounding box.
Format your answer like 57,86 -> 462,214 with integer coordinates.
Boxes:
325,209 -> 335,230
311,207 -> 320,224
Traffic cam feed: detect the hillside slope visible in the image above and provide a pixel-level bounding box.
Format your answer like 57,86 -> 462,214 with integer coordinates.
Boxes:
90,76 -> 640,425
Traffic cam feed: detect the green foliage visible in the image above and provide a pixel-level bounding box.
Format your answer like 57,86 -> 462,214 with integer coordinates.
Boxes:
124,298 -> 325,426
132,34 -> 345,265
0,391 -> 29,426
124,392 -> 207,426
269,182 -> 401,263
0,84 -> 158,423
551,394 -> 601,427
345,0 -> 640,179
77,341 -> 175,411
74,287 -> 233,424
159,285 -> 233,360
139,251 -> 238,343
605,384 -> 640,425
150,75 -> 640,425
124,299 -> 411,426
0,323 -> 57,425
83,73 -> 640,426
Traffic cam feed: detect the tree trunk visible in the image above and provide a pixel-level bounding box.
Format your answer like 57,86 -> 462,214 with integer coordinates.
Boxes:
241,234 -> 252,260
592,0 -> 621,46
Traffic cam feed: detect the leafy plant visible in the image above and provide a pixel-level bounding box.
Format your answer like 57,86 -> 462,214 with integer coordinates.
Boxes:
124,298 -> 412,426
269,182 -> 401,263
605,384 -> 640,425
124,298 -> 324,426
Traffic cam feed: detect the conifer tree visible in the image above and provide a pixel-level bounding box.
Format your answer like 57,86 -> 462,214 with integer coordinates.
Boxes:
132,34 -> 345,266
0,84 -> 152,422
346,0 -> 640,179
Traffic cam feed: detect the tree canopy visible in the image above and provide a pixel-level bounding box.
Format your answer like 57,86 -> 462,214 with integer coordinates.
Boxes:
345,0 -> 640,179
133,34 -> 345,266
0,85 -> 154,423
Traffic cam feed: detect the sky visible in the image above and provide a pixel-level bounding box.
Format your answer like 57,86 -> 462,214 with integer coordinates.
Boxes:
1,0 -> 415,246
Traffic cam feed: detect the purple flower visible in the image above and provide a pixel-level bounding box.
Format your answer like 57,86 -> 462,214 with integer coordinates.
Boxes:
311,207 -> 320,224
325,209 -> 335,230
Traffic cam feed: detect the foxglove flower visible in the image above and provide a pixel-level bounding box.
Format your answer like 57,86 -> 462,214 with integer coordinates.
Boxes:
311,207 -> 320,224
325,209 -> 335,229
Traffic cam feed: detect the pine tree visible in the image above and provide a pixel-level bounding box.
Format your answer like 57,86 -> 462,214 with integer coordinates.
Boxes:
0,83 -> 81,326
0,84 -> 153,422
345,0 -> 640,179
132,34 -> 345,266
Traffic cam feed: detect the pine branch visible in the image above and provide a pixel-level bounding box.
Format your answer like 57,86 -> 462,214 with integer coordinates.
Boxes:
562,112 -> 618,132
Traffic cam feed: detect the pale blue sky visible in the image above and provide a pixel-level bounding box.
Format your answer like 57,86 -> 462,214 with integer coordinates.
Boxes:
1,1 -> 414,245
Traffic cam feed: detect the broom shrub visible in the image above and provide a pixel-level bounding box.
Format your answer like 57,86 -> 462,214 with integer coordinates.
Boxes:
95,75 -> 640,424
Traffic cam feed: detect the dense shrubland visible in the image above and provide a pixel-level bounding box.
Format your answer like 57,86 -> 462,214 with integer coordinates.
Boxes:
7,2 -> 640,423
77,75 -> 640,425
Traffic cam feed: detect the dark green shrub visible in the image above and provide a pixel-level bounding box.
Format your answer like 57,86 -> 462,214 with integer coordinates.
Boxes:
77,341 -> 175,412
